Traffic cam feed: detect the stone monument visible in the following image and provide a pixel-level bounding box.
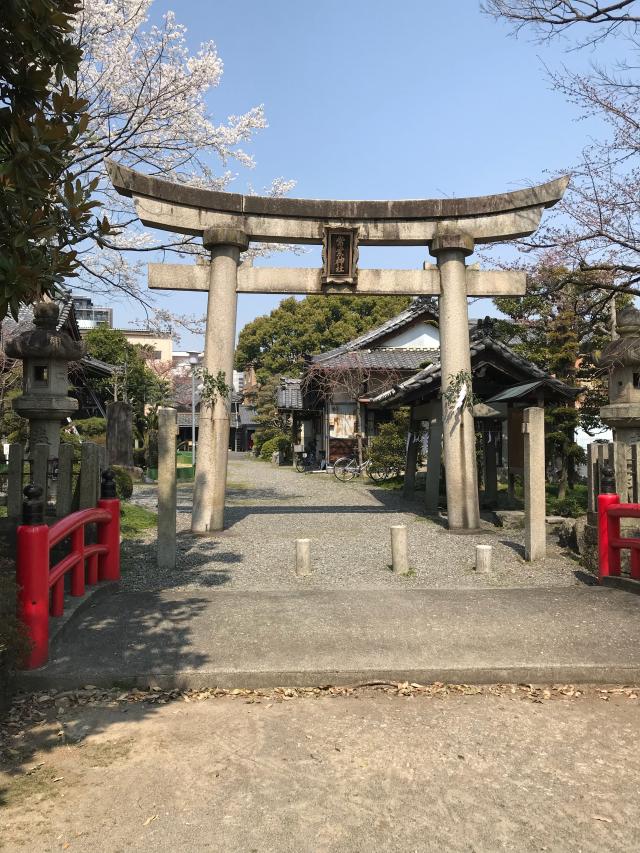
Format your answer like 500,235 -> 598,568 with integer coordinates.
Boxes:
5,302 -> 84,458
106,401 -> 134,468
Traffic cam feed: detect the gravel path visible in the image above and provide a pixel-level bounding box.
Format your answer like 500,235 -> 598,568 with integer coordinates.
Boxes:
120,454 -> 583,592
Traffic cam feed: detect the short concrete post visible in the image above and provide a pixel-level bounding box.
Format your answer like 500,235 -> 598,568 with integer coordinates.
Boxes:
390,525 -> 409,575
475,544 -> 492,573
158,407 -> 177,570
523,406 -> 546,561
295,538 -> 311,576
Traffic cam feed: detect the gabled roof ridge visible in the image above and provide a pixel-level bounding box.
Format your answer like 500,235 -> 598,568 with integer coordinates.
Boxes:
312,297 -> 439,363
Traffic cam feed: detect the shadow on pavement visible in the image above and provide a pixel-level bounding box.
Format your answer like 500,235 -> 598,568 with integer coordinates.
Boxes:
499,539 -> 526,559
121,535 -> 239,588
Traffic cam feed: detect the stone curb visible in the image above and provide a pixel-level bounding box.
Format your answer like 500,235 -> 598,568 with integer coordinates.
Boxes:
17,664 -> 640,693
601,576 -> 640,596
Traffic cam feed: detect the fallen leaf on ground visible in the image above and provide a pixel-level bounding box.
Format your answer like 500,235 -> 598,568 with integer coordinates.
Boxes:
143,815 -> 158,827
593,815 -> 612,823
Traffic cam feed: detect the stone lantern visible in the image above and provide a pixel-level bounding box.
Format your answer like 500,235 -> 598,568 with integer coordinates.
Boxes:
599,306 -> 640,446
5,301 -> 85,458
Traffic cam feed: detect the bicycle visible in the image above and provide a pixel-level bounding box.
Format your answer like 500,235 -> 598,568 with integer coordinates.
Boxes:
332,455 -> 389,483
295,450 -> 320,473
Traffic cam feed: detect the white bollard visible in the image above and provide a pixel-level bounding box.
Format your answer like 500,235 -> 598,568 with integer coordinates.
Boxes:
391,525 -> 409,575
295,539 -> 312,576
475,544 -> 492,573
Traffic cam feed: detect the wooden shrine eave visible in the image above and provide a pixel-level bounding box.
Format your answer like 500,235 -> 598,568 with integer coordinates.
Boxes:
106,160 -> 570,246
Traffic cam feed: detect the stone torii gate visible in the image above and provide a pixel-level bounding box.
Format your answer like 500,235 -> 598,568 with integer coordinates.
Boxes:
107,161 -> 567,534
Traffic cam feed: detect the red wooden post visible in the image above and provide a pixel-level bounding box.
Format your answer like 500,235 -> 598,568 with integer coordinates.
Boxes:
16,485 -> 50,669
631,548 -> 640,580
598,493 -> 620,580
70,526 -> 85,596
86,552 -> 99,585
98,469 -> 120,582
50,579 -> 64,617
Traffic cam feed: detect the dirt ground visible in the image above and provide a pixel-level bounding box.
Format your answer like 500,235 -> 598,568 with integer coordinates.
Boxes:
1,685 -> 639,852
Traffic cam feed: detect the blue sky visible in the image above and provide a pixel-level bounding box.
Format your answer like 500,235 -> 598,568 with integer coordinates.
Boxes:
113,1 -> 612,349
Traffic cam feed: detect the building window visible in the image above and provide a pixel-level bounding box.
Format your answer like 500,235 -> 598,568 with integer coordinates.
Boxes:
153,350 -> 162,360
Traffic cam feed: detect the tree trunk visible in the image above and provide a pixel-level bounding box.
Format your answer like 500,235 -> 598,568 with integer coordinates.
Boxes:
557,457 -> 568,501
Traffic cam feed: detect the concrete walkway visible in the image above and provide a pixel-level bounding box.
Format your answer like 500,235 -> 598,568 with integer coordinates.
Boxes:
20,455 -> 640,690
19,585 -> 640,690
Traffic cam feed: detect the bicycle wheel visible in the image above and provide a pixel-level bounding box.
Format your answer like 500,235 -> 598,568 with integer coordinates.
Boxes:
295,457 -> 306,473
367,462 -> 389,483
333,457 -> 356,482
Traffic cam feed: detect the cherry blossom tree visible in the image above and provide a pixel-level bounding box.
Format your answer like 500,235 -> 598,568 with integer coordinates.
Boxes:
483,0 -> 640,310
66,0 -> 293,317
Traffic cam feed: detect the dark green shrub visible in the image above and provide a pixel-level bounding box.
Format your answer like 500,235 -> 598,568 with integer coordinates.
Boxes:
368,408 -> 420,474
133,447 -> 146,468
74,417 -> 106,437
112,466 -> 133,501
260,433 -> 291,461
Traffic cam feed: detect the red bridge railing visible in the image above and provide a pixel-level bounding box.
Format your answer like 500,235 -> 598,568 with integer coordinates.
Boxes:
16,471 -> 120,669
598,493 -> 640,582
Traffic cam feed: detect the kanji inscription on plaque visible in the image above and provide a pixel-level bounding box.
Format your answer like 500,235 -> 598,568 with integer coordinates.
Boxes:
322,227 -> 358,286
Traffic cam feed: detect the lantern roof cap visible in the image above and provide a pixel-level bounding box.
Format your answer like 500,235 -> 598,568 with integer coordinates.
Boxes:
4,301 -> 85,362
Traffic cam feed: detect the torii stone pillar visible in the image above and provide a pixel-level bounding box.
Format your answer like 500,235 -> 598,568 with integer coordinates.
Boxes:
192,228 -> 249,533
431,230 -> 480,531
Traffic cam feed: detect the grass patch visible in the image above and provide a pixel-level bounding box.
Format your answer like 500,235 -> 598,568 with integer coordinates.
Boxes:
370,476 -> 404,491
496,480 -> 588,518
120,503 -> 157,539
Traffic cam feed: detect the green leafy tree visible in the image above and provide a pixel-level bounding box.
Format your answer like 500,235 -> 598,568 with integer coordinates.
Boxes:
494,265 -> 628,497
0,0 -> 104,318
252,375 -> 292,458
83,328 -> 169,439
236,295 -> 411,382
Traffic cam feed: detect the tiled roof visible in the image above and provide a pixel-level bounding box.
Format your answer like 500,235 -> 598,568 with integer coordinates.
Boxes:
277,377 -> 303,410
2,288 -> 77,339
78,355 -> 122,376
239,405 -> 257,426
311,348 -> 437,372
311,296 -> 439,364
371,332 -> 579,406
